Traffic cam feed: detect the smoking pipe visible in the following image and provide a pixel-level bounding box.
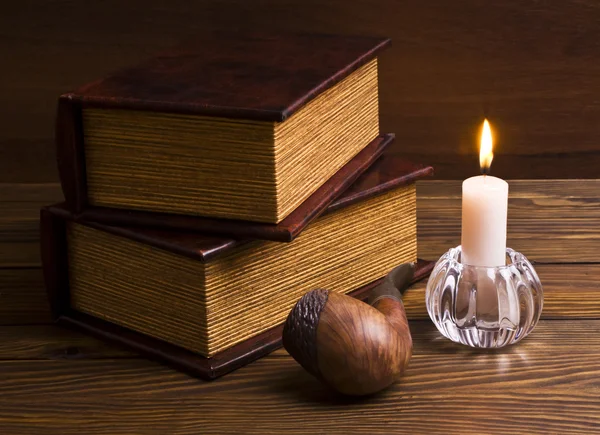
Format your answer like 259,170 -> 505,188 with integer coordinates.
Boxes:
282,263 -> 414,396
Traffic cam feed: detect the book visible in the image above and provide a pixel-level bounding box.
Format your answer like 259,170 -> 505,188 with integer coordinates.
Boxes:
56,32 -> 391,224
76,133 -> 396,242
41,156 -> 432,378
47,262 -> 433,380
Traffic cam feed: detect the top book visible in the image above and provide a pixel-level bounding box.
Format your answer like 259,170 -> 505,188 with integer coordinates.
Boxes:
57,32 -> 391,224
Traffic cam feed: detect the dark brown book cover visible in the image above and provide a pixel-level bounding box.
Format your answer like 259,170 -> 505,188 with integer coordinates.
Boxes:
65,32 -> 390,121
56,32 -> 391,214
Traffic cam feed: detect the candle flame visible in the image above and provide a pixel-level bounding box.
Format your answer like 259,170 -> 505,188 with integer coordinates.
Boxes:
480,119 -> 493,174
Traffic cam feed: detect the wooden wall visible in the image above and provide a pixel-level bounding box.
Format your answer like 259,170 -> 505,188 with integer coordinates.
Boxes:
3,0 -> 600,184
1,1 -> 600,324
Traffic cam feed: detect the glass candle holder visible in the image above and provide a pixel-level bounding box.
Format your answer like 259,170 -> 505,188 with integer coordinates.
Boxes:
425,246 -> 543,348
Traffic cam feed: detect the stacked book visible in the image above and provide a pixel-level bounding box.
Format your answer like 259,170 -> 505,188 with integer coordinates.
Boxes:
41,32 -> 433,379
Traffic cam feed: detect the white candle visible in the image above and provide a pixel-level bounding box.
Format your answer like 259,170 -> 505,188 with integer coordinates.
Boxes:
461,120 -> 509,267
461,175 -> 508,266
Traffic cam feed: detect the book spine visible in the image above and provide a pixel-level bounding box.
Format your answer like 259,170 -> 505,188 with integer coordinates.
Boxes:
55,94 -> 88,213
40,207 -> 71,320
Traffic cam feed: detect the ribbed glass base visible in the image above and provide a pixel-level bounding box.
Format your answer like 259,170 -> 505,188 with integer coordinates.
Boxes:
426,246 -> 543,349
435,321 -> 521,348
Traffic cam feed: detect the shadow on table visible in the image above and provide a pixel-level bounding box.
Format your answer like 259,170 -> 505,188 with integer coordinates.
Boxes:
264,363 -> 383,405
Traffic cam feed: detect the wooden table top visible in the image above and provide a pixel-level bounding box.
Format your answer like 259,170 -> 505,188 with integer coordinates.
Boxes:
2,179 -> 600,434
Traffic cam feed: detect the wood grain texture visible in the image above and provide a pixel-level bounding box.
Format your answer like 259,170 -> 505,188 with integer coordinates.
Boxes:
3,0 -> 600,182
0,183 -> 63,267
0,325 -> 134,360
417,180 -> 600,262
2,262 -> 594,329
0,269 -> 51,325
403,263 -> 600,320
2,389 -> 597,435
401,152 -> 600,180
0,321 -> 599,434
1,320 -> 599,391
315,292 -> 412,395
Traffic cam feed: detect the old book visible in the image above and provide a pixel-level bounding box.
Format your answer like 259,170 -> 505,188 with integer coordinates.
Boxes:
47,262 -> 433,380
76,133 -> 396,242
57,32 -> 391,224
42,157 -> 433,378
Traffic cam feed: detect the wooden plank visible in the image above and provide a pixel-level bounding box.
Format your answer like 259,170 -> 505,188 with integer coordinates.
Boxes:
0,388 -> 598,435
0,321 -> 598,434
0,269 -> 51,325
418,179 -> 600,199
1,388 -> 596,435
2,179 -> 599,269
417,180 -> 600,262
0,325 -> 134,360
3,1 -> 600,182
400,152 -> 600,180
0,320 -> 600,398
0,255 -> 595,330
2,262 -> 600,326
0,183 -> 63,267
404,263 -> 600,319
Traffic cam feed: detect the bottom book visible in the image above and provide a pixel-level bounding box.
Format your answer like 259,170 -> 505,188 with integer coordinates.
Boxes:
41,156 -> 433,379
46,260 -> 432,380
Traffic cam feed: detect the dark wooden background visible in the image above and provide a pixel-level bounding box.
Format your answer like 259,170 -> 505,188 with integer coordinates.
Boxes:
3,0 -> 600,184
